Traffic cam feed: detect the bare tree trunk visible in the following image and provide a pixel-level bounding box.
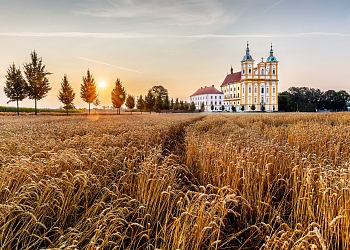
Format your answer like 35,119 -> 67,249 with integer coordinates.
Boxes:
17,99 -> 19,116
35,99 -> 37,115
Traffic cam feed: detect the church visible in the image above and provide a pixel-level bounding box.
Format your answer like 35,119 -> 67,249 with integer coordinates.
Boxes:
221,43 -> 279,111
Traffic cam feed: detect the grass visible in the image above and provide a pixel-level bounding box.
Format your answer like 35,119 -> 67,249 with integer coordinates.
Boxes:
0,113 -> 349,249
0,106 -> 83,113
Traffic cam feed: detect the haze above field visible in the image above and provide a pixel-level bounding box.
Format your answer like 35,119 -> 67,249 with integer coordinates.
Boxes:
0,0 -> 349,108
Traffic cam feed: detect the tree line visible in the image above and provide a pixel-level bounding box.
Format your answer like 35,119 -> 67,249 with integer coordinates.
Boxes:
3,51 -> 192,116
278,87 -> 350,112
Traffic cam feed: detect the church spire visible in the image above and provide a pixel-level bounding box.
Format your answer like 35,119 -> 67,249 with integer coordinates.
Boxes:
230,65 -> 233,74
266,43 -> 278,62
242,41 -> 253,61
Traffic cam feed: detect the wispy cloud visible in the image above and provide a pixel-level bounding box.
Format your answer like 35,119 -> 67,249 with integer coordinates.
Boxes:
1,31 -> 350,39
76,57 -> 144,74
257,0 -> 286,16
74,0 -> 231,26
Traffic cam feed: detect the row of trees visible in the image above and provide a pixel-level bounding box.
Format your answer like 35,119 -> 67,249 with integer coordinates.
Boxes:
3,51 -> 193,116
278,87 -> 350,112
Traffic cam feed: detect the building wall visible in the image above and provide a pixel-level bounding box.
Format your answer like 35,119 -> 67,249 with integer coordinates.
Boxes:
190,93 -> 223,111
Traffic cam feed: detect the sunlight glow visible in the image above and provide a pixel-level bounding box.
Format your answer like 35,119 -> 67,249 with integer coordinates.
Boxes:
99,82 -> 105,88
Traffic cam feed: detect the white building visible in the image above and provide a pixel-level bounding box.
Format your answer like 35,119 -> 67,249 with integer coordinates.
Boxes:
190,85 -> 224,111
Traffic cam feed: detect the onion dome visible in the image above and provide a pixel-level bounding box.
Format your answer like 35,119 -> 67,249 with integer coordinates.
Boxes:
266,43 -> 278,62
242,42 -> 253,61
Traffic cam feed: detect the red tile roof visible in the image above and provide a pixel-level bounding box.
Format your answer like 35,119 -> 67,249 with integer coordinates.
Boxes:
190,86 -> 222,97
221,71 -> 241,87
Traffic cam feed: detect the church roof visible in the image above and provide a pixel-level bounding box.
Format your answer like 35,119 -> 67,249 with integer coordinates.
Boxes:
242,43 -> 254,62
221,71 -> 241,87
190,86 -> 222,97
266,44 -> 278,62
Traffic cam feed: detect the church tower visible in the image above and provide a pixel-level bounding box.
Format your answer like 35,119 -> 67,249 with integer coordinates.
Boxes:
265,44 -> 278,110
241,42 -> 254,80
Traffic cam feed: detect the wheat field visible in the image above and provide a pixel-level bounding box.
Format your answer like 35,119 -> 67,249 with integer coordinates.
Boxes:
0,113 -> 349,249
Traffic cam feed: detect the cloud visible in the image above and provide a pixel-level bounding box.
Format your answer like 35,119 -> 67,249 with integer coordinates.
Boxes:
76,57 -> 144,74
1,31 -> 350,39
73,0 -> 231,26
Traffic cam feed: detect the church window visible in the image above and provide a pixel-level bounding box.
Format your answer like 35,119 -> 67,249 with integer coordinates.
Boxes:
249,87 -> 251,93
211,96 -> 213,99
219,102 -> 221,105
249,68 -> 251,74
238,93 -> 240,98
261,69 -> 264,75
215,101 -> 217,105
238,87 -> 240,91
254,98 -> 257,104
261,88 -> 264,93
273,87 -> 275,94
243,87 -> 244,94
255,87 -> 257,93
267,87 -> 269,93
234,94 -> 236,98
234,102 -> 236,105
211,101 -> 213,104
238,101 -> 240,105
215,96 -> 217,99
219,96 -> 221,99
273,69 -> 275,75
243,69 -> 245,74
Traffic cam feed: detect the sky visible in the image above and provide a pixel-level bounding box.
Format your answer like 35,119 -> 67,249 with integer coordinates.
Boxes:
0,0 -> 349,108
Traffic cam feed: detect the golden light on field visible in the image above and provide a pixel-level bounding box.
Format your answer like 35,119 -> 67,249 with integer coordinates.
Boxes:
98,82 -> 105,88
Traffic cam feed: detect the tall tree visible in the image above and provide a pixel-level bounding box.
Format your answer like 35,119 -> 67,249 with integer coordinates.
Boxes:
80,69 -> 97,115
200,102 -> 205,112
150,85 -> 168,99
3,63 -> 27,116
190,101 -> 196,112
145,89 -> 155,114
163,94 -> 170,113
155,93 -> 163,113
136,95 -> 145,114
24,51 -> 52,115
170,98 -> 174,110
125,95 -> 135,114
184,101 -> 189,111
111,78 -> 126,115
179,100 -> 184,111
173,98 -> 179,110
57,74 -> 75,116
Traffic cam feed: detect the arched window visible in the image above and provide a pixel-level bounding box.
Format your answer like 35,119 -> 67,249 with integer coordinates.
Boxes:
261,69 -> 264,75
273,69 -> 275,75
261,88 -> 264,94
249,87 -> 251,93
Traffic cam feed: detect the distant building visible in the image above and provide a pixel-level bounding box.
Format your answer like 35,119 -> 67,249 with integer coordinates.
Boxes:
190,85 -> 223,111
221,43 -> 279,111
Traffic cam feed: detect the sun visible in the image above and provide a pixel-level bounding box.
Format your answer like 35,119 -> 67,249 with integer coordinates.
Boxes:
99,82 -> 105,88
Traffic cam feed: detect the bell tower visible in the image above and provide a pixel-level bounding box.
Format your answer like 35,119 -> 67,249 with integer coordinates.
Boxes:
241,42 -> 254,80
265,43 -> 279,111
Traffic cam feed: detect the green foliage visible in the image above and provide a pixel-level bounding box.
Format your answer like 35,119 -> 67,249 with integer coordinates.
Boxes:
221,105 -> 225,111
155,93 -> 163,111
125,95 -> 135,111
24,51 -> 52,115
145,89 -> 155,113
190,101 -> 196,111
231,105 -> 236,112
58,75 -> 75,116
150,85 -> 168,99
111,78 -> 126,115
0,106 -> 82,113
251,104 -> 256,111
179,101 -> 184,111
241,105 -> 245,111
173,98 -> 179,110
261,104 -> 265,111
184,101 -> 189,111
170,98 -> 174,110
200,102 -> 205,112
163,95 -> 170,111
3,63 -> 27,115
136,95 -> 145,113
211,104 -> 214,111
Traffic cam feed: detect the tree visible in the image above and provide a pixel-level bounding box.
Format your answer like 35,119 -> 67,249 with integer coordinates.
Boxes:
261,104 -> 265,111
80,69 -> 97,115
145,89 -> 155,114
173,98 -> 179,110
179,100 -> 184,111
184,101 -> 189,111
58,74 -> 75,116
231,105 -> 236,112
125,95 -> 135,114
155,93 -> 163,113
278,91 -> 293,112
150,85 -> 168,99
93,94 -> 101,114
170,98 -> 174,110
4,63 -> 27,116
251,104 -> 256,111
24,51 -> 51,115
163,94 -> 170,113
200,102 -> 205,112
221,105 -> 225,111
211,104 -> 214,111
190,101 -> 196,112
241,105 -> 245,111
136,95 -> 145,114
111,78 -> 126,115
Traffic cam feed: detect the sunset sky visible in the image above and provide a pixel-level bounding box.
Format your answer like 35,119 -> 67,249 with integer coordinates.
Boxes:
0,0 -> 349,108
